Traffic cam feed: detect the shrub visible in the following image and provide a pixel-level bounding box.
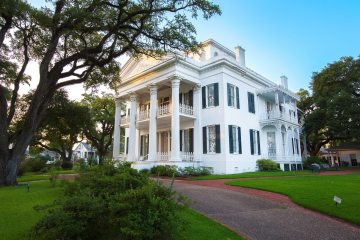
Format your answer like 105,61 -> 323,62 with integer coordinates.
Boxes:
303,156 -> 327,169
61,161 -> 73,170
30,163 -> 186,240
139,168 -> 150,175
177,166 -> 213,177
17,155 -> 50,176
256,159 -> 279,171
150,165 -> 177,177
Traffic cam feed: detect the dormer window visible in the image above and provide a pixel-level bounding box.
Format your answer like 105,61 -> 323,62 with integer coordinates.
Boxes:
214,51 -> 218,57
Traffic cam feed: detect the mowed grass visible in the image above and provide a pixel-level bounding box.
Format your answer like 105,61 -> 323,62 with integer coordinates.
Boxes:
179,209 -> 243,240
0,180 -> 243,240
17,169 -> 77,182
193,170 -> 315,180
0,181 -> 62,240
226,173 -> 360,225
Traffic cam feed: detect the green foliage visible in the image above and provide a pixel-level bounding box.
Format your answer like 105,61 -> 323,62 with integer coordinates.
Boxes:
303,156 -> 327,169
256,159 -> 279,171
226,173 -> 360,225
81,93 -> 115,164
18,155 -> 49,176
30,164 -> 187,240
150,165 -> 177,177
60,161 -> 73,170
177,166 -> 213,177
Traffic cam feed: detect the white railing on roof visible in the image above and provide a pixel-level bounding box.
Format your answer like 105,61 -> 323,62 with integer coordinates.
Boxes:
179,103 -> 194,116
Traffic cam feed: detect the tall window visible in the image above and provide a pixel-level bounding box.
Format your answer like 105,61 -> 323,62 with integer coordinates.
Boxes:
140,134 -> 149,157
202,83 -> 219,108
208,125 -> 216,153
207,84 -> 215,107
250,129 -> 261,155
203,125 -> 221,154
227,83 -> 240,108
248,92 -> 255,113
229,125 -> 242,154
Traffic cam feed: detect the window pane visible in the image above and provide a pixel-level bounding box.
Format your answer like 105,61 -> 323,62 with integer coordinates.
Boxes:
208,126 -> 216,153
208,85 -> 215,107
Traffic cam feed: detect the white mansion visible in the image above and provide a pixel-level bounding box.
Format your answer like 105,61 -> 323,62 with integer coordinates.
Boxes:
113,39 -> 302,174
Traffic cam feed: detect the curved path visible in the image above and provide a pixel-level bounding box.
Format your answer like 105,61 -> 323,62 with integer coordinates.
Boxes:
161,178 -> 360,240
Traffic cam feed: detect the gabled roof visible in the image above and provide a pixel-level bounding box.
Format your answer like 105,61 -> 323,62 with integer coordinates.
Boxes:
328,142 -> 360,151
73,142 -> 95,152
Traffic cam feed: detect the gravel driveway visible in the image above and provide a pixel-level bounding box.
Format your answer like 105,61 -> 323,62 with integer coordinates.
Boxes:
161,179 -> 360,240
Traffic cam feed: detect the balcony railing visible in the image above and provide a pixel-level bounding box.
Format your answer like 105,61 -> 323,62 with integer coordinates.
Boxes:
260,111 -> 298,124
120,116 -> 130,125
138,109 -> 149,121
157,104 -> 171,116
179,103 -> 194,116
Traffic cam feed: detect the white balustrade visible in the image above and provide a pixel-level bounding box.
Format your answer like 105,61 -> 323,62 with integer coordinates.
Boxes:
181,152 -> 194,162
138,109 -> 150,121
266,155 -> 302,163
157,104 -> 170,116
157,152 -> 170,161
179,103 -> 194,116
120,115 -> 130,125
261,111 -> 298,124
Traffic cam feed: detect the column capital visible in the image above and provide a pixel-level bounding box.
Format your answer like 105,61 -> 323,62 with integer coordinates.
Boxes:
148,84 -> 158,95
115,98 -> 121,107
129,93 -> 137,102
171,78 -> 181,88
193,84 -> 202,92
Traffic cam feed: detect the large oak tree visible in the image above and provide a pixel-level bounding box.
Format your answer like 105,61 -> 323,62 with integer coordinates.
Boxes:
0,0 -> 221,185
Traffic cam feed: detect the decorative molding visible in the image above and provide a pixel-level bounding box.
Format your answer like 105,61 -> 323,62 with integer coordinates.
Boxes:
149,83 -> 158,95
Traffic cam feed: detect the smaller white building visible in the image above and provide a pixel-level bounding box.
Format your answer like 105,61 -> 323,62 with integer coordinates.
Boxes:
73,142 -> 99,163
322,142 -> 360,167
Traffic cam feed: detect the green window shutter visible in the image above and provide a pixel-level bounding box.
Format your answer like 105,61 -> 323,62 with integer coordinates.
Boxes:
238,127 -> 242,154
140,135 -> 144,156
257,131 -> 261,155
180,130 -> 183,151
214,83 -> 219,106
189,90 -> 193,107
227,83 -> 231,106
189,128 -> 194,153
202,86 -> 206,108
126,137 -> 129,154
250,129 -> 254,155
203,126 -> 207,154
236,87 -> 240,109
147,134 -> 149,154
228,125 -> 234,153
215,124 -> 221,153
248,92 -> 255,113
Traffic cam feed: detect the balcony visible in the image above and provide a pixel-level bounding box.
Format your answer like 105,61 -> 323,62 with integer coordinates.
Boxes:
267,155 -> 302,163
260,111 -> 298,125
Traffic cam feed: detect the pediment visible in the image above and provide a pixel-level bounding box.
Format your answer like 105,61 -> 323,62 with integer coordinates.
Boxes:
120,55 -> 171,82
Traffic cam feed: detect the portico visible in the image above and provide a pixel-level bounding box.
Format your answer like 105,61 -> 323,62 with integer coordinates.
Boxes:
113,76 -> 202,167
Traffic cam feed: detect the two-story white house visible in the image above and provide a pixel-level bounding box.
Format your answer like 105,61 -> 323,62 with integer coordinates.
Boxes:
112,39 -> 302,174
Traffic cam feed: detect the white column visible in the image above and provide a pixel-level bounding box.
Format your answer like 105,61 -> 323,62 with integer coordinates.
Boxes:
128,94 -> 137,162
113,98 -> 122,159
275,91 -> 280,116
193,84 -> 202,161
171,78 -> 181,161
148,84 -> 158,161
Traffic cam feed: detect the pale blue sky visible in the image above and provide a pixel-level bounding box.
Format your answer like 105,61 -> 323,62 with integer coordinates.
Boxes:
27,0 -> 360,95
193,0 -> 360,92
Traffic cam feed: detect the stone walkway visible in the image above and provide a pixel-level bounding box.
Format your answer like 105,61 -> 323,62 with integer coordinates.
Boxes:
160,176 -> 360,240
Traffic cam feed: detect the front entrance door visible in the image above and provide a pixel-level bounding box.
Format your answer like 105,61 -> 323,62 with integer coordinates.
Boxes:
350,154 -> 358,166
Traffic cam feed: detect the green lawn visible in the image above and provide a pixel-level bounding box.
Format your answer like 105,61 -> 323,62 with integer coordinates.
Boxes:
17,169 -> 77,182
0,180 -> 242,240
226,173 -> 360,225
193,170 -> 315,180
